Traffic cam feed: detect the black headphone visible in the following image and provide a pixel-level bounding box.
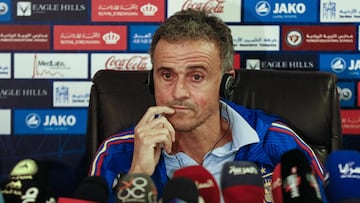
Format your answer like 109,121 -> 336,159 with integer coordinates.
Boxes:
146,69 -> 239,100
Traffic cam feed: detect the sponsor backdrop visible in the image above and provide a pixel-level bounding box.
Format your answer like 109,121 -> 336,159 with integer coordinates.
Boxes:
0,0 -> 360,197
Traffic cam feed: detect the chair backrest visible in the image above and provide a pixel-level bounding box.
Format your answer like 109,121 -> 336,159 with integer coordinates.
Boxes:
84,69 -> 342,169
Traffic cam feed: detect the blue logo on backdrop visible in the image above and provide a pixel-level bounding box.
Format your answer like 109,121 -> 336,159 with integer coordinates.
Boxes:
337,82 -> 355,107
129,25 -> 158,51
244,0 -> 317,23
14,109 -> 88,135
320,54 -> 360,79
0,0 -> 11,22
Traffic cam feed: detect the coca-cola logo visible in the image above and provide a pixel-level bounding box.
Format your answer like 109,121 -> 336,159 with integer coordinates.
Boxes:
182,0 -> 225,13
104,55 -> 150,70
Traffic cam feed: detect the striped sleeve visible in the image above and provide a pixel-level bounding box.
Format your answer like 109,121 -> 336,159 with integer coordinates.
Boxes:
89,131 -> 134,176
268,121 -> 324,180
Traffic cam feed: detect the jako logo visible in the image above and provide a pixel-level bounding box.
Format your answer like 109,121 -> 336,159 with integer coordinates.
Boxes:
330,57 -> 346,73
25,113 -> 77,128
273,3 -> 306,14
43,115 -> 76,126
337,86 -> 352,101
0,2 -> 8,15
25,113 -> 41,128
255,1 -> 271,16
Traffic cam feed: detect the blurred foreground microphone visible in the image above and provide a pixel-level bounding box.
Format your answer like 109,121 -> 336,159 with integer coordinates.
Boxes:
161,177 -> 202,203
281,149 -> 322,203
0,158 -> 56,203
57,197 -> 96,203
74,175 -> 108,203
271,163 -> 283,203
220,161 -> 264,203
0,192 -> 4,203
114,173 -> 157,203
173,165 -> 220,203
324,150 -> 360,203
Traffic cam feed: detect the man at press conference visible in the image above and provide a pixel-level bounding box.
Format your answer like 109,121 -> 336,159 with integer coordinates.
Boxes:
89,9 -> 326,203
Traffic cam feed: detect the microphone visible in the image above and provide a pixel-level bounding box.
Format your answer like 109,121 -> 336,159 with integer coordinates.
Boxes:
173,165 -> 220,203
74,175 -> 109,203
57,175 -> 108,203
161,176 -> 202,203
271,163 -> 283,203
57,197 -> 97,203
114,173 -> 158,203
280,149 -> 323,203
220,161 -> 264,203
0,192 -> 4,203
0,158 -> 56,203
324,150 -> 360,203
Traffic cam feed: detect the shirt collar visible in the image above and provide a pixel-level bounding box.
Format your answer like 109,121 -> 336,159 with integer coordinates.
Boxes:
219,100 -> 259,150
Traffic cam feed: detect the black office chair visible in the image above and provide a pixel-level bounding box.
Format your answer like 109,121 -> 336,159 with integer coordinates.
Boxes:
84,69 -> 342,171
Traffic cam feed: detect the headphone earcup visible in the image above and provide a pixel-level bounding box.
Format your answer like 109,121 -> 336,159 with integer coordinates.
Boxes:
220,73 -> 235,100
147,69 -> 154,95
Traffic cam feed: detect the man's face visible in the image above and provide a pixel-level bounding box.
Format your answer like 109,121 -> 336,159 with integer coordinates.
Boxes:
152,39 -> 222,132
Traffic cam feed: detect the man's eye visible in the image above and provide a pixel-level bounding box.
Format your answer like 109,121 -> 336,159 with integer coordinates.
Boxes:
193,74 -> 202,80
163,72 -> 172,79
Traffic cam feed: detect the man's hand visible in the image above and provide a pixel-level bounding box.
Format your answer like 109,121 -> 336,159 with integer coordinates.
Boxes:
129,106 -> 175,175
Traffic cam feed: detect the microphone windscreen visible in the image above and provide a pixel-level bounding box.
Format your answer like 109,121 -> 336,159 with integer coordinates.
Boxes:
324,150 -> 360,203
271,163 -> 283,203
115,173 -> 157,203
74,175 -> 108,203
0,158 -> 56,203
162,177 -> 199,203
220,161 -> 264,203
57,197 -> 97,203
280,149 -> 322,203
0,192 -> 4,203
173,165 -> 220,203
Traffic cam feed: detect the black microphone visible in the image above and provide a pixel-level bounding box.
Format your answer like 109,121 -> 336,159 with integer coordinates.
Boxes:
161,176 -> 201,203
114,173 -> 158,203
220,161 -> 264,203
0,158 -> 56,203
73,175 -> 109,203
280,149 -> 323,203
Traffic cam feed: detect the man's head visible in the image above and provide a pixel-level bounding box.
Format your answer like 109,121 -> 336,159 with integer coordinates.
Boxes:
149,9 -> 234,132
149,9 -> 234,74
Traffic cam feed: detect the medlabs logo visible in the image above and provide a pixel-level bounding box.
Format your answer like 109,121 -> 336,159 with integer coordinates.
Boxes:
255,1 -> 271,16
331,57 -> 346,73
14,109 -> 87,135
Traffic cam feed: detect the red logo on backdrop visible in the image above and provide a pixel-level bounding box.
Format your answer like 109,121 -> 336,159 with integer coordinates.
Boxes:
233,53 -> 240,69
0,25 -> 50,50
341,110 -> 360,135
91,0 -> 164,22
181,0 -> 225,14
105,55 -> 149,70
282,26 -> 356,51
53,25 -> 127,51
